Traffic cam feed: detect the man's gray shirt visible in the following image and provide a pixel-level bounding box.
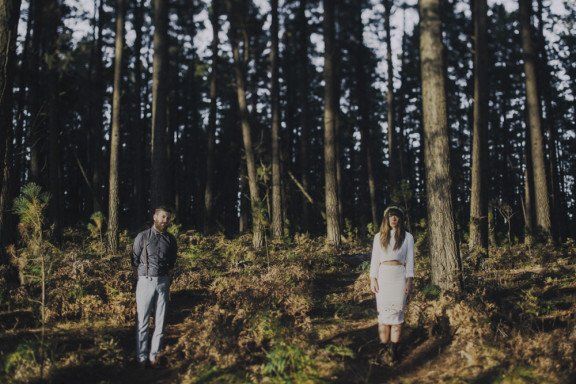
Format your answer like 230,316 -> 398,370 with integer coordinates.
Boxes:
132,226 -> 177,277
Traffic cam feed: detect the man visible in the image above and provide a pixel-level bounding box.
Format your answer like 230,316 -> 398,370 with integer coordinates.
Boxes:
131,206 -> 178,368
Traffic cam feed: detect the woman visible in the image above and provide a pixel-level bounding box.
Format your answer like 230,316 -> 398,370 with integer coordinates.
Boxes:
369,205 -> 414,363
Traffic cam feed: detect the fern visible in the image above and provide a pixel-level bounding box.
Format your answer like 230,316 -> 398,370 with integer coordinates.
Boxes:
87,211 -> 106,238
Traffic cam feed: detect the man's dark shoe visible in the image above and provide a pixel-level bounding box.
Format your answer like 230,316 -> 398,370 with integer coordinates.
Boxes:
138,360 -> 149,369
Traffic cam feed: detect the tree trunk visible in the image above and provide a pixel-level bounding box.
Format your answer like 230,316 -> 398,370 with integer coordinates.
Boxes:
523,126 -> 535,245
204,0 -> 219,234
519,0 -> 552,241
333,4 -> 343,229
90,0 -> 105,213
238,156 -> 249,234
28,0 -> 46,184
45,0 -> 60,243
536,0 -> 562,243
131,0 -> 145,228
151,0 -> 169,208
0,0 -> 22,260
322,0 -> 341,247
297,0 -> 310,233
352,2 -> 377,229
270,0 -> 283,238
107,0 -> 126,252
227,0 -> 264,249
3,2 -> 29,253
468,0 -> 489,254
419,0 -> 461,291
384,0 -> 398,201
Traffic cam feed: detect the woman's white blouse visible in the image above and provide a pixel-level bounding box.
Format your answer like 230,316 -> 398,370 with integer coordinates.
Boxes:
369,230 -> 415,279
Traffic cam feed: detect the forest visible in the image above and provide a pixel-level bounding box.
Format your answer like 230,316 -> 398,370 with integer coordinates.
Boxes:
0,0 -> 575,383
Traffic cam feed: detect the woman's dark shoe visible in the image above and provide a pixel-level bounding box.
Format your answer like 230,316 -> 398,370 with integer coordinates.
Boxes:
378,343 -> 390,365
389,342 -> 400,363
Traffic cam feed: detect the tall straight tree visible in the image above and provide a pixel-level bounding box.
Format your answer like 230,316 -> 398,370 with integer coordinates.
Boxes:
131,0 -> 146,228
0,0 -> 22,259
297,0 -> 311,232
352,1 -> 377,228
536,0 -> 562,242
2,0 -> 29,252
419,0 -> 461,291
226,0 -> 264,249
90,0 -> 105,212
107,0 -> 127,252
384,0 -> 398,198
523,132 -> 535,244
28,0 -> 44,183
45,0 -> 61,242
204,0 -> 220,234
519,0 -> 552,241
151,0 -> 169,208
270,0 -> 283,238
322,0 -> 341,247
469,0 -> 489,253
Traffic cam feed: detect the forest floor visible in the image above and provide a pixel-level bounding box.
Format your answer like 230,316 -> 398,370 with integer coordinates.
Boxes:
0,230 -> 575,383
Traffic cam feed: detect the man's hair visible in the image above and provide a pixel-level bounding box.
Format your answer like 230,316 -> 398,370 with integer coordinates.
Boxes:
154,205 -> 173,216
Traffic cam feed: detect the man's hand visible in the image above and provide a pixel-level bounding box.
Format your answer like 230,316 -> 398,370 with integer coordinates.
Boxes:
370,278 -> 379,294
131,266 -> 139,292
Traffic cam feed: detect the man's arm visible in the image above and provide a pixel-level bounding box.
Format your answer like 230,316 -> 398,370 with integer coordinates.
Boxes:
167,236 -> 178,271
132,232 -> 143,268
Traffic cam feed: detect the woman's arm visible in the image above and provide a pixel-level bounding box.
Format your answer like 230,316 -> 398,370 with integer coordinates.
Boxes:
405,234 -> 415,295
369,235 -> 380,293
369,234 -> 380,279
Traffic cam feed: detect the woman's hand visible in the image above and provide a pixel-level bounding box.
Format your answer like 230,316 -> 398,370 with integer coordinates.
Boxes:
404,278 -> 413,298
370,278 -> 379,294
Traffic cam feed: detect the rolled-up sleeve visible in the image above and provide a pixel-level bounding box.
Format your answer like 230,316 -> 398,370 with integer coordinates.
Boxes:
405,234 -> 415,278
132,232 -> 143,268
369,234 -> 380,279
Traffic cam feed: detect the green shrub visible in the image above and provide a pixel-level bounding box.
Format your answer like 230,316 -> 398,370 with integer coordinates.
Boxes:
261,342 -> 320,383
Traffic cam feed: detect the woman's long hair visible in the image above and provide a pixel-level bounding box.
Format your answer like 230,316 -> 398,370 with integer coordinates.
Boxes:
379,206 -> 406,251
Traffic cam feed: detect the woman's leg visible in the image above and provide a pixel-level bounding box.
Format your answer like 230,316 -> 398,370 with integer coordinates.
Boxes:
378,324 -> 391,343
390,324 -> 402,342
389,324 -> 403,362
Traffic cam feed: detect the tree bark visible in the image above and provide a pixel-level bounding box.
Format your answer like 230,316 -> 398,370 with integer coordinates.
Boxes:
227,0 -> 264,249
297,0 -> 310,233
384,0 -> 398,201
519,0 -> 552,241
131,0 -> 145,228
270,0 -> 283,238
90,0 -> 105,213
419,0 -> 461,291
204,0 -> 219,234
523,124 -> 535,245
0,0 -> 22,260
469,0 -> 489,254
45,0 -> 60,243
151,0 -> 169,208
107,0 -> 126,252
352,1 -> 377,229
536,0 -> 562,243
322,0 -> 341,247
238,156 -> 249,234
28,0 -> 44,184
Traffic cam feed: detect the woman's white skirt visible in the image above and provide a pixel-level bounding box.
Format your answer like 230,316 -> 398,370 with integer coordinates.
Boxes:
375,264 -> 407,325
